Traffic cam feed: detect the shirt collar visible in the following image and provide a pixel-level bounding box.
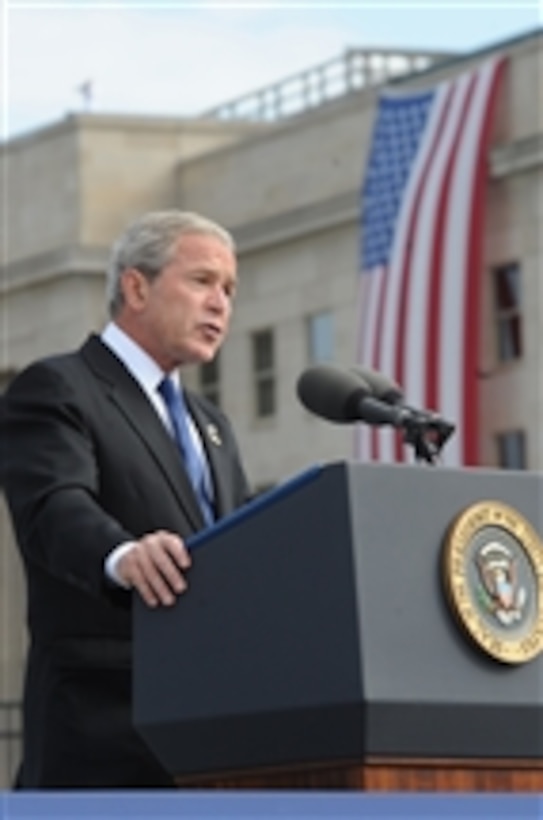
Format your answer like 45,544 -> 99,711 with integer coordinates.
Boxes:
101,321 -> 180,395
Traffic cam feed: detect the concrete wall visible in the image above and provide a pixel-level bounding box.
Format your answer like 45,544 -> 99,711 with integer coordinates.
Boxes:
77,115 -> 270,246
0,123 -> 81,266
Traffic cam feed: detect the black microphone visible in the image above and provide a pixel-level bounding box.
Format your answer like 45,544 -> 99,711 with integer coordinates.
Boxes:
297,364 -> 456,464
296,365 -> 410,427
349,365 -> 450,425
349,365 -> 456,462
349,366 -> 403,405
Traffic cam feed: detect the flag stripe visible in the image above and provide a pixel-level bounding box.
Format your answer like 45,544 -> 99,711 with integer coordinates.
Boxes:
438,75 -> 485,466
401,83 -> 461,413
426,76 -> 477,419
394,84 -> 457,460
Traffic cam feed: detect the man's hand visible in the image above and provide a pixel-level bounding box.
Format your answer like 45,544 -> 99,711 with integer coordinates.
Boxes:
116,530 -> 192,607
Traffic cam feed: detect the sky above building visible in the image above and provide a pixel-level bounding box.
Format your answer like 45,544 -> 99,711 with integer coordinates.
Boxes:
2,0 -> 541,139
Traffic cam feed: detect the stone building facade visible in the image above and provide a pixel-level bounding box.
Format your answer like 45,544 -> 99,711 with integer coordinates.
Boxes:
0,30 -> 541,786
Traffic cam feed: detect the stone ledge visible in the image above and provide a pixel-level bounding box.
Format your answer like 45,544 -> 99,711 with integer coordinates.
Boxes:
490,135 -> 543,178
231,190 -> 359,254
0,246 -> 107,293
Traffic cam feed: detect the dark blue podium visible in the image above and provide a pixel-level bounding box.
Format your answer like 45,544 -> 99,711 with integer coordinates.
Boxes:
133,461 -> 543,790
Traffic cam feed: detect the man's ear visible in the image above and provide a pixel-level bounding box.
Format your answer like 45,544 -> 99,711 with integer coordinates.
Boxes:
121,268 -> 149,311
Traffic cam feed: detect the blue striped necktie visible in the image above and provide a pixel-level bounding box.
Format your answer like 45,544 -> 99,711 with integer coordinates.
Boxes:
157,376 -> 214,526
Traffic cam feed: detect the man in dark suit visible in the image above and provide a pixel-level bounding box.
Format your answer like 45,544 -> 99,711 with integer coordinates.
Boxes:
1,210 -> 250,788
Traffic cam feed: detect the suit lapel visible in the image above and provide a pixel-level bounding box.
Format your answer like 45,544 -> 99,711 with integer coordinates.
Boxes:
80,335 -> 204,531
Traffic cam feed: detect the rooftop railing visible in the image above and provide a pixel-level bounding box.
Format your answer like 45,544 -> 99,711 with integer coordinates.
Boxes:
201,47 -> 453,122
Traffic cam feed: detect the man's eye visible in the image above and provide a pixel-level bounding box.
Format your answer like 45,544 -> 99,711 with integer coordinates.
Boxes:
225,281 -> 237,299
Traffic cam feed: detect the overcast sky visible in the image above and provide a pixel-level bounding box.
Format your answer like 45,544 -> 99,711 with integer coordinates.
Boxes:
3,1 -> 541,140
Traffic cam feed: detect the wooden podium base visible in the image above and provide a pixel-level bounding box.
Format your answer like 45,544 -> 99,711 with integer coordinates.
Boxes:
178,757 -> 543,791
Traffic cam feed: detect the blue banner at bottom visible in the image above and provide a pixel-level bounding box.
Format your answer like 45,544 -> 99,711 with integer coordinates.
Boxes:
1,793 -> 543,820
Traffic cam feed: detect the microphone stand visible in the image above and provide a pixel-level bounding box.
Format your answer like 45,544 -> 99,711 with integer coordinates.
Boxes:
400,412 -> 456,465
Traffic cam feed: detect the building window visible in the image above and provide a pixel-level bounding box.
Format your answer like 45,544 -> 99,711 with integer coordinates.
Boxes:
199,355 -> 221,408
496,430 -> 526,470
307,310 -> 334,364
493,262 -> 522,362
252,329 -> 276,418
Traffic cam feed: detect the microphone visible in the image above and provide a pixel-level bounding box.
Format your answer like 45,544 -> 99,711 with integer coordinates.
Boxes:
296,364 -> 456,464
350,365 -> 457,463
349,366 -> 403,405
296,365 -> 411,427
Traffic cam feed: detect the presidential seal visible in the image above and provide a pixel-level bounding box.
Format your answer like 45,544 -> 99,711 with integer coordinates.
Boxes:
442,501 -> 543,664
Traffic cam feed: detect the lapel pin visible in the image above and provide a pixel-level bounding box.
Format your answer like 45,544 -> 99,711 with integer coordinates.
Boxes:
207,423 -> 222,446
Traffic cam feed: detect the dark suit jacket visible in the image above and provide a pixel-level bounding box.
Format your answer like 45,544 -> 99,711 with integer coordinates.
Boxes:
2,335 -> 249,788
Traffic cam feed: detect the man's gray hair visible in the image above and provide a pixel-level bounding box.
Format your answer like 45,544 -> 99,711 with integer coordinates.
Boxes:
106,210 -> 235,316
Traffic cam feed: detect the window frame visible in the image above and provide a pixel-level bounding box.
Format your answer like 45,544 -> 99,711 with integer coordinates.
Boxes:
251,328 -> 276,420
306,309 -> 335,365
495,429 -> 527,470
492,261 -> 523,364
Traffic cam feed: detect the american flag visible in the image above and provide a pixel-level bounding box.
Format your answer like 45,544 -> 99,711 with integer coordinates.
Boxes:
355,57 -> 506,466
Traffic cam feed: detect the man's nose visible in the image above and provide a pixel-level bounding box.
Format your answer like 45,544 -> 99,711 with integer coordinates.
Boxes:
208,284 -> 230,312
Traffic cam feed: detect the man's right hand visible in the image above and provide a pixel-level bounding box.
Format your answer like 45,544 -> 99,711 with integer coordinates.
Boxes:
116,530 -> 192,607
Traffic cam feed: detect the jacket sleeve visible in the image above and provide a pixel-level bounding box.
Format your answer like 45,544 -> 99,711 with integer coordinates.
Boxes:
2,361 -> 134,600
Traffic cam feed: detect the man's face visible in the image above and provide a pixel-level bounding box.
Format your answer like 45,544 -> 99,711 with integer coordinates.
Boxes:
126,232 -> 237,371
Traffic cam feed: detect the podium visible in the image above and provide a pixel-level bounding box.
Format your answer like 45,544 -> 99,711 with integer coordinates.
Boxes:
133,462 -> 543,790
